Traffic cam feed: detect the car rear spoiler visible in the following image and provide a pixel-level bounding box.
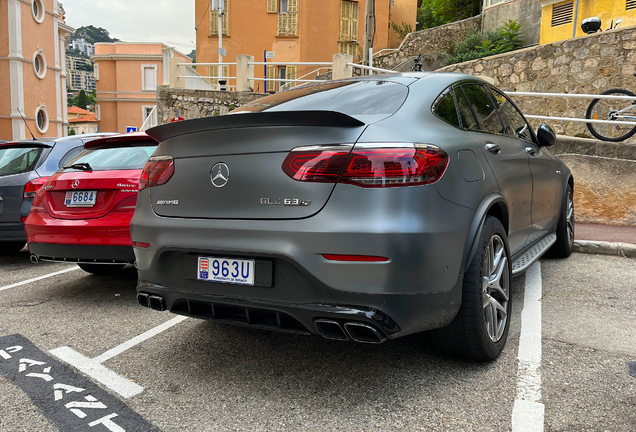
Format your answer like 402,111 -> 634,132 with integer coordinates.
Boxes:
0,141 -> 53,148
145,110 -> 366,142
84,132 -> 157,149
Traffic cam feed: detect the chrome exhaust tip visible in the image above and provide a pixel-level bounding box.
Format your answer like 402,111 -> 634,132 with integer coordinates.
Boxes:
148,295 -> 166,311
344,322 -> 387,344
314,319 -> 348,341
30,254 -> 39,264
137,293 -> 150,308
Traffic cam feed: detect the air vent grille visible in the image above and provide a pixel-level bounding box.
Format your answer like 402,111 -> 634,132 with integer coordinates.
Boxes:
551,2 -> 574,27
628,0 -> 636,11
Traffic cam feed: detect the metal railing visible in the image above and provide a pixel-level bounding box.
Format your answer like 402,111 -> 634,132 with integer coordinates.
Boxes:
505,91 -> 636,126
346,63 -> 396,74
280,67 -> 331,91
248,61 -> 333,66
372,49 -> 398,58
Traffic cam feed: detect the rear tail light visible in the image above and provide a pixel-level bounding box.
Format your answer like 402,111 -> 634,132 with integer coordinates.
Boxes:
282,144 -> 449,187
24,177 -> 51,198
30,193 -> 47,213
111,195 -> 138,213
132,241 -> 150,248
139,155 -> 174,191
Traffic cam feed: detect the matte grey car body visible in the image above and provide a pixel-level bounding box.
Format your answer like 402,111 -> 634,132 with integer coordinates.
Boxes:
133,73 -> 573,359
0,134 -> 116,252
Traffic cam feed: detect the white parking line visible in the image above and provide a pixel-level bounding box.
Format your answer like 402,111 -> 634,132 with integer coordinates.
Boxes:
0,267 -> 80,292
512,262 -> 544,432
50,316 -> 188,398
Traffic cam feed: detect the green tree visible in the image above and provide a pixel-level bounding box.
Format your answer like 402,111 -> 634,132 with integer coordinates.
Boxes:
68,129 -> 76,136
76,90 -> 89,110
417,0 -> 481,31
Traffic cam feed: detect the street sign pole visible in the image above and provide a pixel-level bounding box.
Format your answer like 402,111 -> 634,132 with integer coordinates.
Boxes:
263,50 -> 267,94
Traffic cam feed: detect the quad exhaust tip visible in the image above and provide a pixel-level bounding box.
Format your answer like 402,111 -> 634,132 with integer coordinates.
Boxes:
137,293 -> 166,311
30,254 -> 39,264
314,319 -> 387,344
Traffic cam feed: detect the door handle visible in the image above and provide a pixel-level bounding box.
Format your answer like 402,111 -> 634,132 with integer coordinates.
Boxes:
485,143 -> 501,154
525,147 -> 537,156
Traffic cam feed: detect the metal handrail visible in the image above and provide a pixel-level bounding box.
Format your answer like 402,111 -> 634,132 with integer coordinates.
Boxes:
178,62 -> 237,66
248,78 -> 318,82
507,91 -> 636,101
178,76 -> 237,79
372,49 -> 398,58
280,67 -> 331,90
524,115 -> 636,126
140,106 -> 157,131
346,63 -> 396,74
249,61 -> 333,66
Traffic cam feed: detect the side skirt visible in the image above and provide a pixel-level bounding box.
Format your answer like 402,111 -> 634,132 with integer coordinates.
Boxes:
511,233 -> 557,276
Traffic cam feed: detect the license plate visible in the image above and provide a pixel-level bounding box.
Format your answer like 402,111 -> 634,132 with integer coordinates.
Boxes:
65,190 -> 97,207
197,257 -> 255,286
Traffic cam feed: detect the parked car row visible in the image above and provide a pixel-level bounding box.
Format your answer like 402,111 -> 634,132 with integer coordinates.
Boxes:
1,73 -> 574,361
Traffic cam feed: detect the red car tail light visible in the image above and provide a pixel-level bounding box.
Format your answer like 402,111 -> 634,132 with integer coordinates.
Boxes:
24,177 -> 51,198
30,193 -> 47,213
139,155 -> 174,192
111,195 -> 138,212
322,254 -> 390,262
132,241 -> 150,248
282,144 -> 448,187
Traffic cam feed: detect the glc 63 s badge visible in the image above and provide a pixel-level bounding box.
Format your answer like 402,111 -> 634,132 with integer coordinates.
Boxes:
260,198 -> 311,207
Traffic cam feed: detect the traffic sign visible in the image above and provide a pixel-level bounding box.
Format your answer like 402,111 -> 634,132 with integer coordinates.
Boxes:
126,126 -> 138,133
265,51 -> 275,59
218,47 -> 227,57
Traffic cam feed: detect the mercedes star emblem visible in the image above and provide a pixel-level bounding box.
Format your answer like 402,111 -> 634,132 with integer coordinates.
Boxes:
210,163 -> 230,188
72,179 -> 80,189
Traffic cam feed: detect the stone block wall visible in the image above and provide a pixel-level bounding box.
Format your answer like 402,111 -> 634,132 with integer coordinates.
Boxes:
374,16 -> 482,72
156,86 -> 265,125
439,25 -> 636,140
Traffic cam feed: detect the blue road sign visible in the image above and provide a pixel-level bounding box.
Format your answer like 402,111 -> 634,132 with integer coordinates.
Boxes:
126,126 -> 138,133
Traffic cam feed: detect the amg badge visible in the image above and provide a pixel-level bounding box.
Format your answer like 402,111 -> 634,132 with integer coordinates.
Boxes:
260,198 -> 311,207
156,200 -> 180,205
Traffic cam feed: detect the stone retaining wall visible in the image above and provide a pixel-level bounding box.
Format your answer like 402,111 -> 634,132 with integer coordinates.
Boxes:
374,16 -> 481,72
156,86 -> 264,125
439,25 -> 636,141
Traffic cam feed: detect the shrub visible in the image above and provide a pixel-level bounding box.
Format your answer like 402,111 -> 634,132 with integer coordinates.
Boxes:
446,20 -> 524,65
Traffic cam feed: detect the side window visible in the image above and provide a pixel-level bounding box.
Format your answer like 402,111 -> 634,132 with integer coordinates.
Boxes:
432,88 -> 460,128
453,87 -> 478,130
460,84 -> 505,135
58,146 -> 84,168
488,87 -> 534,143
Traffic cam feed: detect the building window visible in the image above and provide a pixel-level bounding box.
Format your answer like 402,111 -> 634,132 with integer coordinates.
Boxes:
96,105 -> 101,121
339,42 -> 358,59
551,1 -> 574,27
32,0 -> 45,23
141,64 -> 158,91
94,63 -> 99,80
35,105 -> 49,134
210,0 -> 229,35
209,65 -> 229,89
33,51 -> 47,79
142,105 -> 156,124
628,0 -> 636,10
267,0 -> 277,12
340,1 -> 359,42
277,0 -> 298,36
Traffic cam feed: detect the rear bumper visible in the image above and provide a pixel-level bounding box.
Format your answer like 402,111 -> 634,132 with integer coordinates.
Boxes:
28,243 -> 135,263
24,211 -> 133,246
0,222 -> 26,242
131,184 -> 476,337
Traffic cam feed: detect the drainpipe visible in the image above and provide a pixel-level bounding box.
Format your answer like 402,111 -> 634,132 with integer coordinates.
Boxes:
572,0 -> 580,39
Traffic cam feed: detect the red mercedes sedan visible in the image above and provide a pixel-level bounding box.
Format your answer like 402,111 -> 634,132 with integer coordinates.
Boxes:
25,132 -> 157,274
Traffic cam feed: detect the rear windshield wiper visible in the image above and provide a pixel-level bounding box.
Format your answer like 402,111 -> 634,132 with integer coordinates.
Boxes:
63,162 -> 92,171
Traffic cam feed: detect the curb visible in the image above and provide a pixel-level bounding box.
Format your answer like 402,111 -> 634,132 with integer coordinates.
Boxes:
573,240 -> 636,258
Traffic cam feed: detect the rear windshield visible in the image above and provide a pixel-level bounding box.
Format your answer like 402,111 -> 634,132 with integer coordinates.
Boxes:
232,80 -> 408,116
0,147 -> 44,177
64,145 -> 157,171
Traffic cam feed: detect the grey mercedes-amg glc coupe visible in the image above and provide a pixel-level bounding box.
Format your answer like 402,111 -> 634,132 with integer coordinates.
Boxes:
132,73 -> 573,360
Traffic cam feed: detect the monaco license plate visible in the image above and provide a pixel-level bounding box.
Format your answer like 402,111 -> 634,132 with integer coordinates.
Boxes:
198,257 -> 255,286
65,190 -> 97,207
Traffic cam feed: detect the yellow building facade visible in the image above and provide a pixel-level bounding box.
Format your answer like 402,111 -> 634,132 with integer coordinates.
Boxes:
540,0 -> 636,44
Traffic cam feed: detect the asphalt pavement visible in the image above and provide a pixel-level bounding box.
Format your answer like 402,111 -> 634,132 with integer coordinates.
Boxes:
0,249 -> 634,431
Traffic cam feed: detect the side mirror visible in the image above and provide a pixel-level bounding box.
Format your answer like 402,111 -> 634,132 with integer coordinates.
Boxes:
536,123 -> 556,147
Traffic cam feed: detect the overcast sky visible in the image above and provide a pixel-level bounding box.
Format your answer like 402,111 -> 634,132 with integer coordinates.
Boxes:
62,0 -> 197,54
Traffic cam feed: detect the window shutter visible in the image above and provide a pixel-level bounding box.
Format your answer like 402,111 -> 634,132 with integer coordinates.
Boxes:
222,0 -> 229,34
350,2 -> 359,42
266,65 -> 276,92
288,12 -> 297,35
209,65 -> 219,85
288,0 -> 297,13
210,8 -> 218,35
340,1 -> 351,41
551,1 -> 573,27
278,12 -> 288,35
286,65 -> 296,88
267,0 -> 277,13
222,65 -> 229,81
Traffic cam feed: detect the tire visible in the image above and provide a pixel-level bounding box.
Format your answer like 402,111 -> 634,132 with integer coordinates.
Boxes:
586,89 -> 636,142
431,216 -> 512,361
0,241 -> 27,254
77,263 -> 126,275
547,185 -> 574,258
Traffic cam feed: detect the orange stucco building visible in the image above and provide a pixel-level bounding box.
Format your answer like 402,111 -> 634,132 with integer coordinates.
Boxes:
195,0 -> 417,92
1,0 -> 74,140
92,43 -> 191,133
